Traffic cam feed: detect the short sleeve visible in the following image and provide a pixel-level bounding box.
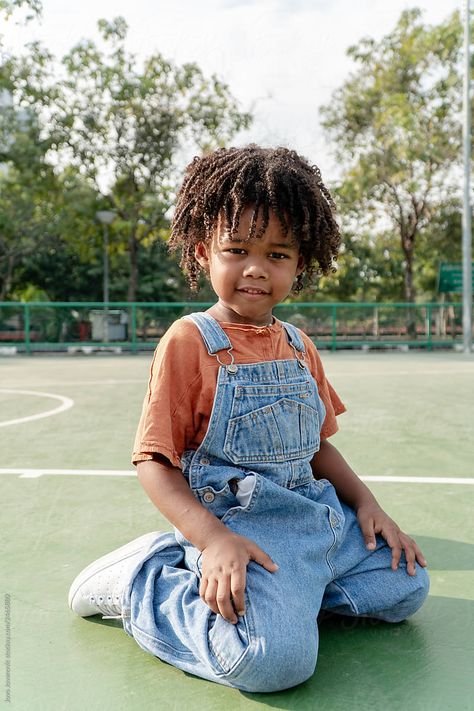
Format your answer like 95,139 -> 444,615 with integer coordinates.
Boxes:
131,319 -> 208,467
300,332 -> 346,439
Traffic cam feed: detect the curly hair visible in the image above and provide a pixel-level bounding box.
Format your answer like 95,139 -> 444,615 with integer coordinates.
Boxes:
169,145 -> 340,292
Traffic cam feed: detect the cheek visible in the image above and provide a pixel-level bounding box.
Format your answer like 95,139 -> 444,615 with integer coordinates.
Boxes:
275,263 -> 301,285
208,264 -> 229,287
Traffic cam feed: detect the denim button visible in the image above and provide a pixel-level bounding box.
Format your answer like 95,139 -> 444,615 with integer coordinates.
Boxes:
203,491 -> 215,503
201,457 -> 210,465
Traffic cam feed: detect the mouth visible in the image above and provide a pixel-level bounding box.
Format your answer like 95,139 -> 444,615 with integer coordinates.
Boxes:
237,287 -> 269,296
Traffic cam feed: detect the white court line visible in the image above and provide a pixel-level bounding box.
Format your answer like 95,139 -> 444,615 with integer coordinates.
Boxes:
0,389 -> 74,427
0,468 -> 472,484
0,468 -> 134,478
329,369 -> 474,377
3,379 -> 147,388
362,475 -> 474,485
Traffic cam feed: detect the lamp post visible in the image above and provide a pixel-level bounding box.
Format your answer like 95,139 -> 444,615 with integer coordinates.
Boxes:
96,210 -> 116,343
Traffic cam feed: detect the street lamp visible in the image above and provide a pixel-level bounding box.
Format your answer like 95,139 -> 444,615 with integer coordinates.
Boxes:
96,210 -> 116,343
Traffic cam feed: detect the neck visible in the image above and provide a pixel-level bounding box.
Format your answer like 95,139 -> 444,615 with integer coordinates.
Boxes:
207,302 -> 273,327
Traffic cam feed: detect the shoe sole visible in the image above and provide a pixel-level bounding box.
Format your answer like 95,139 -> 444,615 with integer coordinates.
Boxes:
68,531 -> 162,614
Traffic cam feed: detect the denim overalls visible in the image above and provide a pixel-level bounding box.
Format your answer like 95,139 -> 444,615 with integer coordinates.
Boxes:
122,313 -> 429,693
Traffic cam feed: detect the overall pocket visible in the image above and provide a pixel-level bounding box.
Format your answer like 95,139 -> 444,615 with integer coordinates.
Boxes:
223,382 -> 321,464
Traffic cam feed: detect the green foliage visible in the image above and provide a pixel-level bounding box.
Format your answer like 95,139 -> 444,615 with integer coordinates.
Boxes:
52,17 -> 251,301
0,0 -> 41,22
1,7 -> 468,306
0,14 -> 251,302
415,198 -> 463,299
0,98 -> 60,299
320,9 -> 467,303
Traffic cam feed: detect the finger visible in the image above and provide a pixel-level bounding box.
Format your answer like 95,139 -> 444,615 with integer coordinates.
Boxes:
358,516 -> 376,550
391,545 -> 402,571
414,543 -> 427,568
406,537 -> 427,568
402,536 -> 427,575
199,576 -> 208,602
203,577 -> 219,616
215,576 -> 237,624
230,568 -> 246,617
382,528 -> 403,570
401,536 -> 417,576
248,543 -> 279,572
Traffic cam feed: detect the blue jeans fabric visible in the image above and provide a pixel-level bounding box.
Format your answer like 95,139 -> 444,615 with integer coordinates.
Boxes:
122,313 -> 429,692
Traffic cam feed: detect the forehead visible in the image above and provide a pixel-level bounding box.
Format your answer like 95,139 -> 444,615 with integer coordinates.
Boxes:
216,206 -> 297,246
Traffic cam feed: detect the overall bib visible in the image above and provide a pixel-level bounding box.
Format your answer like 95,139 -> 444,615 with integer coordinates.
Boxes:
122,313 -> 429,693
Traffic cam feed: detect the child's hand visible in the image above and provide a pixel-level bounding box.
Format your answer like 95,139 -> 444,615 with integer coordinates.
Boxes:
356,501 -> 427,576
200,531 -> 278,624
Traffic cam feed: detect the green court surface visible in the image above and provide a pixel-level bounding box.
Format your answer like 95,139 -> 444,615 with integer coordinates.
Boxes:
1,350 -> 473,710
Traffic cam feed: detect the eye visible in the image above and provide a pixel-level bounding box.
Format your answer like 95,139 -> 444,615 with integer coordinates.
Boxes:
225,247 -> 247,255
269,252 -> 290,260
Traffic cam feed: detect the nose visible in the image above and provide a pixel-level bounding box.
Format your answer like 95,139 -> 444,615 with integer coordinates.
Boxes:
242,256 -> 268,279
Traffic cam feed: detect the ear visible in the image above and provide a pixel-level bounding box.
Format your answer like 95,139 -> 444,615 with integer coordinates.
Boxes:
296,254 -> 305,276
194,242 -> 210,270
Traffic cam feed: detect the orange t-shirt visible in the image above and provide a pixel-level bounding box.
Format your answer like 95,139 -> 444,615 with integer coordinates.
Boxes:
132,317 -> 346,467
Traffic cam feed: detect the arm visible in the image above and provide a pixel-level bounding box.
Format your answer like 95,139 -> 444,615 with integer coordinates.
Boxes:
137,456 -> 278,623
311,439 -> 377,510
311,440 -> 427,575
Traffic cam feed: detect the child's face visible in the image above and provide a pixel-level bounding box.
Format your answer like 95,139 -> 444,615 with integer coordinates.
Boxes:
194,206 -> 305,326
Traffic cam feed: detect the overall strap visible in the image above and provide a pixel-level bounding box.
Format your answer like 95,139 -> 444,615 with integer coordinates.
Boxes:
281,321 -> 306,354
185,312 -> 232,355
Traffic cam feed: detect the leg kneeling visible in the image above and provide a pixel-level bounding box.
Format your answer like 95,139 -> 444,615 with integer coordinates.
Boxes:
230,627 -> 319,693
376,566 -> 430,623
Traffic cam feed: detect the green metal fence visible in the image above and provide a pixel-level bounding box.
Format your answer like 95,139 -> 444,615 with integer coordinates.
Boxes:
0,301 -> 470,353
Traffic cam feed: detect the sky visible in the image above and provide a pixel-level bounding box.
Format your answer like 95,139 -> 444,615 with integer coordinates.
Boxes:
1,0 -> 462,183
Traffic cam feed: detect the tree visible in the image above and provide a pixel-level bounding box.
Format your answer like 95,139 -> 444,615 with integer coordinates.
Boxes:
0,14 -> 251,302
0,0 -> 41,22
11,167 -> 106,301
0,6 -> 67,301
54,17 -> 252,301
0,94 -> 59,299
415,197 -> 463,299
320,9 -> 466,311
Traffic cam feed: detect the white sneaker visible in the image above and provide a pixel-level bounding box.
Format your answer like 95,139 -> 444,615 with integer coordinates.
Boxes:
68,531 -> 162,618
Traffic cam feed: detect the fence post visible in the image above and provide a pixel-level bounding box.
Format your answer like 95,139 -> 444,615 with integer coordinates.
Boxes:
24,303 -> 31,355
331,305 -> 337,351
131,303 -> 137,353
427,304 -> 432,351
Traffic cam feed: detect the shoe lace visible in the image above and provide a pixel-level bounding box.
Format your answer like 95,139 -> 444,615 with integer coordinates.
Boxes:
89,594 -> 123,619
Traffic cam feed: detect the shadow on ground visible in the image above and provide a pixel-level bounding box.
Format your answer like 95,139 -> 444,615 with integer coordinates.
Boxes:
240,595 -> 473,710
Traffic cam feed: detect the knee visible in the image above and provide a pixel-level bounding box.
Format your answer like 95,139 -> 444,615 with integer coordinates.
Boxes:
233,628 -> 318,693
378,566 -> 430,623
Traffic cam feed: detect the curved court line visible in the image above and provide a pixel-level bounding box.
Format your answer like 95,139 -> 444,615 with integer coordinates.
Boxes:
0,468 -> 472,483
0,389 -> 74,428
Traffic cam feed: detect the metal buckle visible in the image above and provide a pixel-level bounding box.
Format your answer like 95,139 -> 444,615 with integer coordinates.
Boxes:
215,348 -> 238,374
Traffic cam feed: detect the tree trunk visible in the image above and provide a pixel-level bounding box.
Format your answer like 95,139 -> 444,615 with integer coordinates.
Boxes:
0,255 -> 15,301
401,232 -> 417,338
127,229 -> 139,303
403,250 -> 415,303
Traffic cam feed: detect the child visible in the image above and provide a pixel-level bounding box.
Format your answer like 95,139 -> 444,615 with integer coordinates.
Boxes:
68,145 -> 429,693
